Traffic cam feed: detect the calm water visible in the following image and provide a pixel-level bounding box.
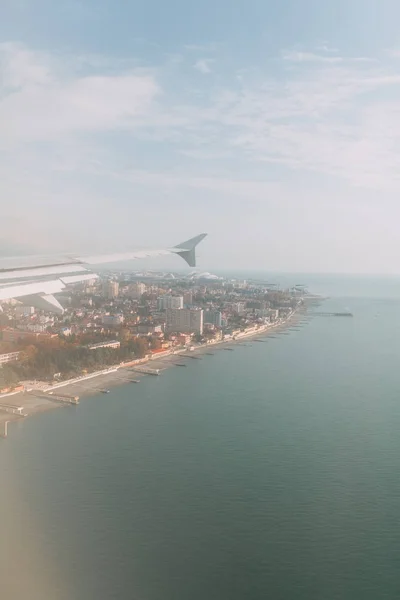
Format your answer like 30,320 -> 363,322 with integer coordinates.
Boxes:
2,281 -> 400,599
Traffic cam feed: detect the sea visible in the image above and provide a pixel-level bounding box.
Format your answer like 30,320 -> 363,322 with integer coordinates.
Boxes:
1,273 -> 400,600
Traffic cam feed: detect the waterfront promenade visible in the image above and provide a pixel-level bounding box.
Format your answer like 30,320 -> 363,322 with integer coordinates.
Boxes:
0,306 -> 311,438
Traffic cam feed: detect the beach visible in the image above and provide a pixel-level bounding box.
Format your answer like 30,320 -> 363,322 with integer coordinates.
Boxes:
0,306 -> 312,438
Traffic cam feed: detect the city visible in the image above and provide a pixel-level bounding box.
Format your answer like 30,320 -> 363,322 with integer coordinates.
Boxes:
0,271 -> 309,403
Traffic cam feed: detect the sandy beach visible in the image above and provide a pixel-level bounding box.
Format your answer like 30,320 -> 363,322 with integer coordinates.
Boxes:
0,307 -> 313,438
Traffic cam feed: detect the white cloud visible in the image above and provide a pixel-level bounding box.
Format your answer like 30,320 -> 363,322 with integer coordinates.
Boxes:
3,41 -> 400,268
183,57 -> 400,190
385,48 -> 400,58
0,42 -> 159,142
282,51 -> 344,64
0,42 -> 51,88
194,58 -> 213,74
282,50 -> 373,64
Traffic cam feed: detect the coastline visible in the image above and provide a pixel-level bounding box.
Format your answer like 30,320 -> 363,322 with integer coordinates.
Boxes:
0,305 -> 313,438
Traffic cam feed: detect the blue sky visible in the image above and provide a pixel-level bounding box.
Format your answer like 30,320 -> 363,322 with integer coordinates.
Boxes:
2,0 -> 400,273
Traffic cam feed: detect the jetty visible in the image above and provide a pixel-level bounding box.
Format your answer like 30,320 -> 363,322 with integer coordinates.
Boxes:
131,366 -> 160,376
0,403 -> 26,416
314,312 -> 353,317
28,391 -> 79,405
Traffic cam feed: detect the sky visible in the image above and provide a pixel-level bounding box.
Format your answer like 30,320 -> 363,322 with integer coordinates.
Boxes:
2,0 -> 400,273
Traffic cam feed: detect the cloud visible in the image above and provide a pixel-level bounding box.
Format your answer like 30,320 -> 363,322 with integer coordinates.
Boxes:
193,58 -> 213,74
0,42 -> 51,88
3,41 -> 400,259
0,43 -> 159,143
182,55 -> 400,190
282,50 -> 373,64
282,51 -> 344,64
386,48 -> 400,58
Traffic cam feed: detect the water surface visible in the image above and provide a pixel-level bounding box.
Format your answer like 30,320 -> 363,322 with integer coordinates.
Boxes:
1,288 -> 400,599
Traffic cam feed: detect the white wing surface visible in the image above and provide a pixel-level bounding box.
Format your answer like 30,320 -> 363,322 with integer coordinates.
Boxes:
0,234 -> 207,314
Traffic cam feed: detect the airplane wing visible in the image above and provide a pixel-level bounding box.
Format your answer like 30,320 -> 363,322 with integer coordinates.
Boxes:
0,233 -> 207,314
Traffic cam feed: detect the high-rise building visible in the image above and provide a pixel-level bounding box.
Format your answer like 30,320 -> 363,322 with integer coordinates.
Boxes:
166,307 -> 203,334
102,280 -> 119,299
157,295 -> 184,311
183,291 -> 193,306
127,282 -> 146,299
204,310 -> 222,327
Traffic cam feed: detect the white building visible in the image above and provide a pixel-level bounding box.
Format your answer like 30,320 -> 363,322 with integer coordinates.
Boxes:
157,295 -> 184,311
166,307 -> 203,334
0,351 -> 21,365
15,305 -> 35,318
102,280 -> 119,299
102,314 -> 124,326
39,315 -> 53,324
88,340 -> 120,350
232,302 -> 246,315
27,323 -> 47,333
127,282 -> 146,299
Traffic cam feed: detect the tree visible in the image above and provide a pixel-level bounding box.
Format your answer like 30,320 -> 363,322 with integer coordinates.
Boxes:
22,345 -> 38,362
0,365 -> 19,389
119,327 -> 131,343
131,337 -> 149,358
149,337 -> 162,350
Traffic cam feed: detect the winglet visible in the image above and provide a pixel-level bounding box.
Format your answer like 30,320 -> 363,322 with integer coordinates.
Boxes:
173,233 -> 207,267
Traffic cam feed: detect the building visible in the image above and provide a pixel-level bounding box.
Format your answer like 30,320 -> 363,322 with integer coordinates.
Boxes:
1,328 -> 56,343
0,351 -> 21,365
157,295 -> 184,311
138,305 -> 150,317
26,323 -> 47,333
204,310 -> 222,327
102,314 -> 124,326
132,324 -> 163,335
183,291 -> 193,306
166,308 -> 203,335
15,305 -> 35,318
88,340 -> 120,350
127,282 -> 146,299
269,309 -> 279,322
102,280 -> 119,299
59,326 -> 72,337
177,333 -> 192,346
234,280 -> 247,289
232,302 -> 246,315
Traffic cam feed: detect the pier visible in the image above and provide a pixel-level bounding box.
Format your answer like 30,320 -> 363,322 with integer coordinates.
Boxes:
0,403 -> 26,416
314,312 -> 353,317
131,366 -> 160,376
28,391 -> 79,405
177,354 -> 201,360
1,421 -> 10,438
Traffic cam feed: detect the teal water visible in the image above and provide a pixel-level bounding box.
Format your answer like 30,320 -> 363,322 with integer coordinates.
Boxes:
2,288 -> 400,599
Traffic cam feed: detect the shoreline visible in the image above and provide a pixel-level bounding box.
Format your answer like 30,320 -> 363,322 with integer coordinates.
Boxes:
0,305 -> 313,438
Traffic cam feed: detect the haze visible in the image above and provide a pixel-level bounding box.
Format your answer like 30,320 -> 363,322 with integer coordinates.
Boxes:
2,0 -> 400,274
